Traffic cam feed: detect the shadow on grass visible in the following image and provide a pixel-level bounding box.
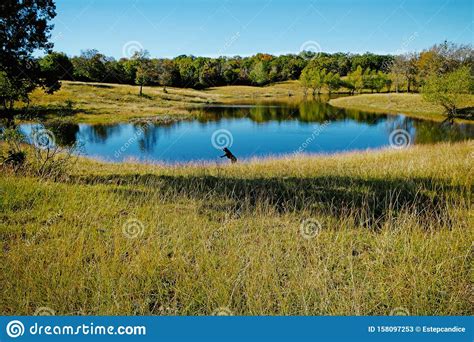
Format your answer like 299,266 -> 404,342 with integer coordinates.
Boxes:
15,105 -> 86,121
70,174 -> 469,228
455,107 -> 474,120
68,82 -> 114,89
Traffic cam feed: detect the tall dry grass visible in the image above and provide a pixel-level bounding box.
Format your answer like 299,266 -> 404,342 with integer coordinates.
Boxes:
0,142 -> 472,315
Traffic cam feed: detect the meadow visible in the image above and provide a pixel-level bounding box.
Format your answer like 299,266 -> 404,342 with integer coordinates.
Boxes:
329,93 -> 474,123
1,141 -> 472,315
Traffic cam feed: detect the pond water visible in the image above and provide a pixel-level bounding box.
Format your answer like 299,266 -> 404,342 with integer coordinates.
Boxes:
18,99 -> 474,163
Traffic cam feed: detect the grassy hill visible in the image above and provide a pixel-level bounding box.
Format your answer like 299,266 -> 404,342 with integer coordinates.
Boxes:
329,93 -> 474,123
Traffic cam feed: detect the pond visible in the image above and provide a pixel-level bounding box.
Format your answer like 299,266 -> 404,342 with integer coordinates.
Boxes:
18,99 -> 474,163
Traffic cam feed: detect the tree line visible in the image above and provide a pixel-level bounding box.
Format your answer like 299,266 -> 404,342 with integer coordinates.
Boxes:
35,40 -> 474,99
299,41 -> 473,96
38,49 -> 394,90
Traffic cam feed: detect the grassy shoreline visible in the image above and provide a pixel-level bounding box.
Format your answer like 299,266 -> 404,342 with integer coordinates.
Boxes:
329,93 -> 474,123
24,80 -> 308,124
1,141 -> 472,315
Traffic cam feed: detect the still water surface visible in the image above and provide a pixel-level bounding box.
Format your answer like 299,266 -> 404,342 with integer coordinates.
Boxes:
19,99 -> 474,163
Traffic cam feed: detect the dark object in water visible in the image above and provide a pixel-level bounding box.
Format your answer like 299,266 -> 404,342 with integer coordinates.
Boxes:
220,147 -> 237,163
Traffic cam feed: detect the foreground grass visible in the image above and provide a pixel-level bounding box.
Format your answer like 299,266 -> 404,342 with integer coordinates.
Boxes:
1,141 -> 472,315
329,93 -> 474,123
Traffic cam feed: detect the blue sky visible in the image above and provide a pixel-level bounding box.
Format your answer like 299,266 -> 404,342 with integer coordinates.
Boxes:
51,0 -> 473,58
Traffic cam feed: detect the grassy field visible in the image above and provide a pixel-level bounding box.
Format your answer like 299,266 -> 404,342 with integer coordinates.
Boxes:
25,80 -> 306,124
329,93 -> 474,122
26,81 -> 218,124
1,141 -> 472,315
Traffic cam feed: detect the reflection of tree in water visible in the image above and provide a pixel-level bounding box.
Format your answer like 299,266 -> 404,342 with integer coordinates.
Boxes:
384,116 -> 474,145
192,100 -> 389,125
411,120 -> 474,144
248,105 -> 297,122
135,123 -> 160,153
83,124 -> 123,143
385,116 -> 415,140
298,100 -> 387,125
44,121 -> 80,147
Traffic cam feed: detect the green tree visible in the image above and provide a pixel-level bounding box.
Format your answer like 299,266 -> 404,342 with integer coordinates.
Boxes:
390,53 -> 418,92
373,71 -> 388,93
422,66 -> 473,117
71,50 -> 107,82
175,56 -> 197,87
133,50 -> 152,96
157,59 -> 180,91
199,60 -> 220,87
347,66 -> 364,93
310,68 -> 327,95
249,61 -> 270,85
324,72 -> 341,94
363,68 -> 376,93
221,59 -> 240,85
299,67 -> 312,95
40,52 -> 74,81
103,59 -> 128,84
0,0 -> 59,120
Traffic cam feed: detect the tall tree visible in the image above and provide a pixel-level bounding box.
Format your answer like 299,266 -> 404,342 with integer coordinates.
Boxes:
299,67 -> 312,95
249,61 -> 270,85
309,68 -> 327,95
347,66 -> 364,93
40,52 -> 74,81
157,59 -> 180,92
0,0 -> 58,120
132,50 -> 152,96
422,66 -> 473,118
390,53 -> 418,93
324,72 -> 341,94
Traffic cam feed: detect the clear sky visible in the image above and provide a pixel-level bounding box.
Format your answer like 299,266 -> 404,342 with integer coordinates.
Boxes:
50,0 -> 473,58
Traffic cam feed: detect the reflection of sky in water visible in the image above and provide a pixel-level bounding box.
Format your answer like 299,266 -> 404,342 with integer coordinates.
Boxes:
17,104 -> 474,164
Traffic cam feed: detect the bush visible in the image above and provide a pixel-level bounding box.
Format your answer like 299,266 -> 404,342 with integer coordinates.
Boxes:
422,66 -> 473,117
0,128 -> 27,172
0,127 -> 79,180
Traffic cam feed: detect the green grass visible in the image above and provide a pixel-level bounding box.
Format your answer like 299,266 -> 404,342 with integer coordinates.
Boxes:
1,141 -> 472,315
26,81 -> 222,124
25,81 -> 306,124
329,93 -> 474,123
